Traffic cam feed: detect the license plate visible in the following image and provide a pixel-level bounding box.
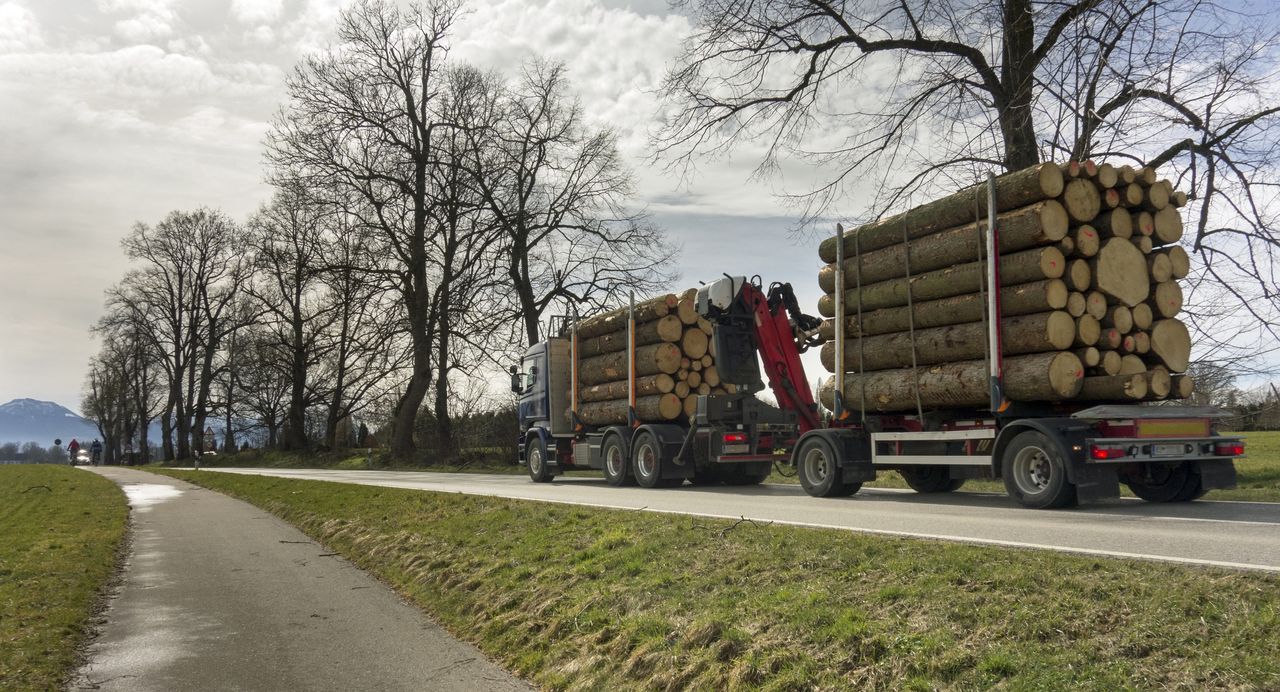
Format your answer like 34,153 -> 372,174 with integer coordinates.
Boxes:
723,444 -> 749,455
1152,443 -> 1184,457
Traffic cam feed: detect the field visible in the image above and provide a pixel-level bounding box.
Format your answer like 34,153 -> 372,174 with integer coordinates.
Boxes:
0,465 -> 128,691
156,468 -> 1280,690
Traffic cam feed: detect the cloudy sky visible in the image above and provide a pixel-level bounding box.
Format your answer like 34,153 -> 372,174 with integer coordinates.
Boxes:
0,0 -> 856,411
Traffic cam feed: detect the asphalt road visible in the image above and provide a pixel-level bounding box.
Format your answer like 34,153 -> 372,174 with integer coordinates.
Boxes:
72,467 -> 531,692
200,467 -> 1280,572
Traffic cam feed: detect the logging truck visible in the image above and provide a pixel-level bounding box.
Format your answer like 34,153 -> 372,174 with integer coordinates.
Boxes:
511,171 -> 1243,508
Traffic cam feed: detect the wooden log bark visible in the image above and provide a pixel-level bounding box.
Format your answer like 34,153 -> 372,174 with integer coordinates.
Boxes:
1098,350 -> 1122,375
682,395 -> 697,418
1134,211 -> 1154,237
579,374 -> 677,403
819,246 -> 1065,307
687,370 -> 702,388
1151,281 -> 1183,318
676,291 -> 699,325
1146,368 -> 1172,399
1119,165 -> 1137,184
1065,259 -> 1092,291
1150,319 -> 1191,372
1066,292 -> 1086,317
690,359 -> 702,372
1057,237 -> 1076,256
820,312 -> 1077,372
1075,314 -> 1101,347
681,328 -> 709,360
1131,303 -> 1153,330
674,381 -> 690,398
1122,183 -> 1144,207
819,163 -> 1065,262
1062,179 -> 1101,222
819,352 -> 1084,412
818,280 -> 1069,337
1139,167 -> 1157,185
1094,209 -> 1132,238
817,201 -> 1069,288
1155,246 -> 1190,279
1085,291 -> 1107,320
1147,253 -> 1173,283
1078,374 -> 1147,400
577,394 -> 682,425
700,354 -> 713,367
1171,190 -> 1189,208
1102,305 -> 1133,334
703,366 -> 720,387
1098,328 -> 1122,350
1072,226 -> 1101,257
1119,334 -> 1137,354
1119,354 -> 1147,375
1143,180 -> 1170,211
578,315 -> 684,357
1094,163 -> 1119,188
1171,375 -> 1194,399
1090,239 -> 1150,306
576,294 -> 677,339
697,317 -> 713,336
1101,188 -> 1122,210
697,382 -> 711,395
579,342 -> 682,385
1075,346 -> 1101,367
1152,207 -> 1183,245
1133,330 -> 1151,354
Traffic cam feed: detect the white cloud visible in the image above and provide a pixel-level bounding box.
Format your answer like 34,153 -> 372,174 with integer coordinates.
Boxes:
0,1 -> 44,53
230,0 -> 284,24
97,0 -> 180,42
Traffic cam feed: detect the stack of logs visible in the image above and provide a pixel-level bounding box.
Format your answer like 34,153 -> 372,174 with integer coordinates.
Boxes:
572,289 -> 737,425
816,160 -> 1195,412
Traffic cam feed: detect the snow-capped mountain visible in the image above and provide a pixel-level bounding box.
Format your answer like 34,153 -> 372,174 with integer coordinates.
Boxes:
0,399 -> 100,446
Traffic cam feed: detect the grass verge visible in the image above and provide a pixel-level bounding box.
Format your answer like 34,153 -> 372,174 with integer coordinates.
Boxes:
0,465 -> 128,691
155,468 -> 1280,690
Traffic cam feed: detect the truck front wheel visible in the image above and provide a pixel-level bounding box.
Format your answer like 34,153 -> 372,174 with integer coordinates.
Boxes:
899,466 -> 965,493
1125,462 -> 1203,502
602,435 -> 634,487
1001,432 -> 1076,509
796,436 -> 859,497
526,435 -> 554,483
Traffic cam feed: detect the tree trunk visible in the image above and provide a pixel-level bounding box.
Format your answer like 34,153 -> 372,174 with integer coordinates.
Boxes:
578,315 -> 683,357
1154,246 -> 1190,279
577,394 -> 682,425
676,290 -> 698,325
1145,368 -> 1172,399
818,279 -> 1069,337
161,401 -> 175,461
1090,239 -> 1150,306
819,352 -> 1083,412
1061,179 -> 1101,222
1150,319 -> 1191,372
818,245 -> 1064,305
1072,226 -> 1100,257
575,294 -> 678,339
1097,350 -> 1121,375
818,164 -> 1063,262
1094,209 -> 1132,238
1152,207 -> 1183,245
999,0 -> 1039,171
1171,375 -> 1194,399
579,374 -> 676,403
1064,259 -> 1091,292
820,311 -> 1076,372
579,342 -> 682,385
1150,281 -> 1183,318
1077,374 -> 1147,400
681,328 -> 709,360
1075,315 -> 1100,347
1147,253 -> 1173,283
818,201 -> 1069,288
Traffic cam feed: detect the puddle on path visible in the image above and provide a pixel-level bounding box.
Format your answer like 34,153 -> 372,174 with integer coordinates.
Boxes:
122,483 -> 183,512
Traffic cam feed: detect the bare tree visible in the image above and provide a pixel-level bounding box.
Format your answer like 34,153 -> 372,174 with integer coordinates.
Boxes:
659,0 -> 1280,352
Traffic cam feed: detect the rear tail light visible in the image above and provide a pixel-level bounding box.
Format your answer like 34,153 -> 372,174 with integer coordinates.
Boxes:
1090,446 -> 1127,460
1214,442 -> 1245,457
723,432 -> 747,444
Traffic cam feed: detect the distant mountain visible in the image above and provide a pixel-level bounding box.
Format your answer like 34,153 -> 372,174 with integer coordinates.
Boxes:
0,399 -> 100,446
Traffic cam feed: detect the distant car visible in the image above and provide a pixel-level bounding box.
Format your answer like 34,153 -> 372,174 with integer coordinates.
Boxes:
74,450 -> 91,465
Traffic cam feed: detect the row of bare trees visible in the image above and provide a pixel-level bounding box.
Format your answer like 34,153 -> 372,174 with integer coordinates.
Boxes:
82,0 -> 672,463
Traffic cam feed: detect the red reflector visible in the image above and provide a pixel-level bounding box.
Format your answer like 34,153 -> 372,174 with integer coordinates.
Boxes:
1215,442 -> 1245,456
723,432 -> 747,444
1090,446 -> 1125,460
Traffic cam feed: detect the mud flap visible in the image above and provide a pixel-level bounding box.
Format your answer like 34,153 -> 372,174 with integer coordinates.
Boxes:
1197,459 -> 1237,490
1072,463 -> 1120,504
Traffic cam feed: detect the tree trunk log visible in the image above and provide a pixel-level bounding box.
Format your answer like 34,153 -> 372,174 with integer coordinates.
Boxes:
1132,330 -> 1151,354
1102,305 -> 1133,334
1150,319 -> 1191,372
1119,165 -> 1137,184
1145,368 -> 1172,399
1085,291 -> 1107,320
674,381 -> 690,398
820,311 -> 1077,372
676,290 -> 699,325
1122,183 -> 1144,207
703,365 -> 720,387
1062,179 -> 1101,222
1119,354 -> 1147,375
1133,236 -> 1153,254
577,394 -> 682,425
1134,211 -> 1154,236
1065,259 -> 1092,291
1075,346 -> 1101,367
818,246 -> 1065,307
579,342 -> 682,385
818,280 -> 1069,337
1066,292 -> 1086,317
1171,375 -> 1194,399
578,374 -> 676,403
1075,315 -> 1100,346
1078,374 -> 1147,400
1097,350 -> 1121,375
1094,209 -> 1132,238
1098,328 -> 1122,350
1143,180 -> 1170,211
1094,163 -> 1119,188
819,352 -> 1084,412
1147,253 -> 1173,283
681,328 -> 709,360
1090,239 -> 1150,306
1072,225 -> 1100,257
578,315 -> 684,357
817,202 -> 1069,288
1154,246 -> 1190,280
1152,207 -> 1182,245
1131,303 -> 1153,330
1150,281 -> 1183,318
818,163 -> 1065,262
576,294 -> 677,339
682,395 -> 697,417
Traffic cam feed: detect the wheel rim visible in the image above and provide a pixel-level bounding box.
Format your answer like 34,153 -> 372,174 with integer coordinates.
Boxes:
637,442 -> 657,479
529,445 -> 543,475
605,444 -> 624,478
1012,445 -> 1053,495
802,444 -> 831,487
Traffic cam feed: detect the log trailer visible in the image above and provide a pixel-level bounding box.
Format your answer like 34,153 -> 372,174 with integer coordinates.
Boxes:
511,186 -> 1242,509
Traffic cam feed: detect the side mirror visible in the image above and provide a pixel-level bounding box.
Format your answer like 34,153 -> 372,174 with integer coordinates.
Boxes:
509,365 -> 522,394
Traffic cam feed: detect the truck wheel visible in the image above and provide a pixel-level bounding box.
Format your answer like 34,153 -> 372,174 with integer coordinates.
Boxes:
602,435 -> 634,487
1126,462 -> 1200,502
1001,432 -> 1076,509
632,432 -> 665,489
526,435 -> 554,483
797,436 -> 846,497
899,466 -> 965,493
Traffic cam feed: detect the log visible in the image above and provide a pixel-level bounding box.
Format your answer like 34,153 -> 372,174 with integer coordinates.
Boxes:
1147,253 -> 1173,283
1171,190 -> 1189,208
819,352 -> 1084,412
1133,236 -> 1153,254
1098,350 -> 1122,375
1063,160 -> 1095,178
1119,354 -> 1147,375
818,246 -> 1066,307
575,294 -> 678,339
577,394 -> 682,425
1066,292 -> 1087,317
700,355 -> 713,367
817,201 -> 1069,288
1065,259 -> 1092,292
698,383 -> 711,395
819,163 -> 1065,262
681,328 -> 709,360
687,370 -> 702,388
682,395 -> 697,418
1094,209 -> 1132,239
1171,375 -> 1194,399
1131,303 -> 1153,330
1072,226 -> 1100,257
579,374 -> 677,403
1098,328 -> 1122,350
1134,211 -> 1154,236
1085,291 -> 1108,320
703,366 -> 720,387
1057,237 -> 1076,256
1139,167 -> 1157,185
1146,368 -> 1172,399
1143,181 -> 1170,211
674,381 -> 690,398
676,291 -> 699,325
679,357 -> 691,371
1119,334 -> 1137,354
1078,374 -> 1148,401
1075,346 -> 1101,367
579,342 -> 682,385
578,315 -> 684,357
1102,305 -> 1133,334
1152,207 -> 1183,245
1122,183 -> 1144,207
1119,165 -> 1137,184
817,280 -> 1069,335
1090,239 -> 1150,306
697,317 -> 713,336
1150,281 -> 1183,318
1101,187 -> 1121,210
1062,179 -> 1101,222
1075,315 -> 1101,347
677,368 -> 689,381
690,359 -> 702,372
1155,246 -> 1190,280
1133,330 -> 1151,354
820,312 -> 1078,372
1094,163 -> 1119,188
1150,319 -> 1191,372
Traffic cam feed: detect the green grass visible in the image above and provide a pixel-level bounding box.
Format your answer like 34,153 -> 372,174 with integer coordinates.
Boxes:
154,468 -> 1280,690
0,465 -> 128,691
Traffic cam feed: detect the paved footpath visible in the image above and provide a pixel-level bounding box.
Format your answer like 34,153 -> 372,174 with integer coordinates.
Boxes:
72,467 -> 531,692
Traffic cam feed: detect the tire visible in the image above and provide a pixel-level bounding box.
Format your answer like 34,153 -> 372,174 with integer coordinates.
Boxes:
1001,432 -> 1076,509
632,432 -> 665,489
526,434 -> 554,483
797,436 -> 845,497
601,435 -> 634,487
1126,462 -> 1201,503
899,466 -> 966,493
